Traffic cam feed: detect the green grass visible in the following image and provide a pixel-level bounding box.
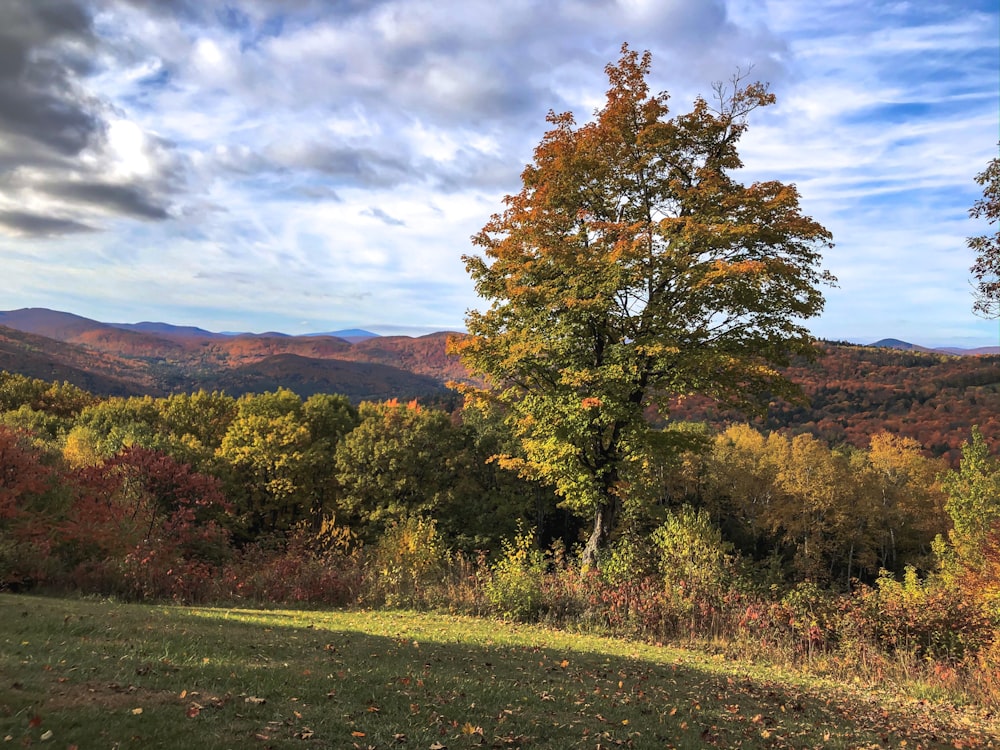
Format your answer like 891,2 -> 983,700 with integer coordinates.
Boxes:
1,594 -> 996,749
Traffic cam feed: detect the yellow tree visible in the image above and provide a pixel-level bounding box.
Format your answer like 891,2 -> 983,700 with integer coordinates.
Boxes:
861,432 -> 948,570
452,45 -> 834,567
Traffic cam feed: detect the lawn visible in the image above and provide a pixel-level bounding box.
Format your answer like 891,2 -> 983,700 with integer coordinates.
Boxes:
1,594 -> 995,749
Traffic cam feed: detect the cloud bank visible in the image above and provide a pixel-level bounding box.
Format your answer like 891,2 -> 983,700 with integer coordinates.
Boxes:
0,0 -> 995,345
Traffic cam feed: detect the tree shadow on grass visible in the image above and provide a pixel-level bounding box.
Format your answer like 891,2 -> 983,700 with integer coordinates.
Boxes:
1,594 -> 995,749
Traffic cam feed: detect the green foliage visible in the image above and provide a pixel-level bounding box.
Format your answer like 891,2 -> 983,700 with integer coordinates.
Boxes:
941,426 -> 1000,567
216,389 -> 349,538
650,506 -> 736,635
74,396 -> 165,458
335,400 -> 534,549
453,45 -> 833,565
301,392 -> 358,445
157,390 -> 237,468
0,371 -> 94,417
484,525 -> 547,621
335,401 -> 460,533
599,530 -> 658,587
653,506 -> 733,595
0,405 -> 70,445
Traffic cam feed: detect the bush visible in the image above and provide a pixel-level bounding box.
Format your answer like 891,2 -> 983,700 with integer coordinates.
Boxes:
218,519 -> 363,606
364,516 -> 447,608
849,567 -> 993,662
651,505 -> 736,638
484,525 -> 546,621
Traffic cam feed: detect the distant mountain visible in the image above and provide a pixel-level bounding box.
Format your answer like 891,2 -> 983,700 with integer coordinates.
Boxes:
0,308 -> 115,341
308,328 -> 380,343
110,321 -> 226,339
0,307 -> 465,400
869,338 -> 934,353
0,324 -> 157,396
869,338 -> 1000,356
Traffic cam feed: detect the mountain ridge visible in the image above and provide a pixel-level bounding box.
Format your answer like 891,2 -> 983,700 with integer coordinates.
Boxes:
868,337 -> 1000,356
0,308 -> 468,400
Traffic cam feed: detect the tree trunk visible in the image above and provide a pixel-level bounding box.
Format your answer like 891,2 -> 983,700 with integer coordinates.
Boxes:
580,496 -> 621,570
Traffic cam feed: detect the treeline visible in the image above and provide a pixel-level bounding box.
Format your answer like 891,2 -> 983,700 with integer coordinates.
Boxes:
3,371 -> 1000,703
0,368 -> 965,587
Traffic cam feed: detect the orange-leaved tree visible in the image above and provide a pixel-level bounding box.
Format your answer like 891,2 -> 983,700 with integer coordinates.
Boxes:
969,152 -> 1000,319
451,45 -> 834,568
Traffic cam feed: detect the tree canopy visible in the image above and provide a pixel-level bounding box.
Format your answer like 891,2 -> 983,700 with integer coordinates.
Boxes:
451,45 -> 834,567
969,153 -> 1000,319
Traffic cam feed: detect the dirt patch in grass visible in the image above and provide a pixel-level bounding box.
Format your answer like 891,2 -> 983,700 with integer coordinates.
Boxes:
42,680 -> 181,713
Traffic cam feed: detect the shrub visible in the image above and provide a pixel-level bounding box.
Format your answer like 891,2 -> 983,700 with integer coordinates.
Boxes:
365,515 -> 447,608
651,505 -> 736,638
484,525 -> 546,621
219,519 -> 363,606
849,567 -> 993,662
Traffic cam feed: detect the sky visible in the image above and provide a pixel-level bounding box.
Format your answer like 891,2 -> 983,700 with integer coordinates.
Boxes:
0,0 -> 997,347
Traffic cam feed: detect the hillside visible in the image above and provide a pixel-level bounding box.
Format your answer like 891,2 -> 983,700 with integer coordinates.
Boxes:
0,325 -> 157,395
0,308 -> 462,400
670,343 -> 1000,461
203,353 -> 450,401
0,309 -> 997,457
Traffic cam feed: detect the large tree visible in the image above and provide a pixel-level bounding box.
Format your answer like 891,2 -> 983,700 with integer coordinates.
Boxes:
451,46 -> 834,567
969,153 -> 1000,318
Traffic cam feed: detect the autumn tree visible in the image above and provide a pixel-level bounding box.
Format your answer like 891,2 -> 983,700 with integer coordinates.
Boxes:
969,153 -> 1000,318
0,426 -> 63,587
452,45 -> 834,567
941,426 -> 1000,569
158,390 -> 237,469
72,396 -> 165,459
217,389 -> 357,538
858,432 -> 948,571
334,400 -> 520,548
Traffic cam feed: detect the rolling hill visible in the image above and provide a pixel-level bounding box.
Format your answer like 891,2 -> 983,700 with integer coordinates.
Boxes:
0,308 -> 997,459
0,308 -> 465,400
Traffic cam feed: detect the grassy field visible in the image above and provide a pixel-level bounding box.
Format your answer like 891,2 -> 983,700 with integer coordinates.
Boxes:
1,594 -> 996,749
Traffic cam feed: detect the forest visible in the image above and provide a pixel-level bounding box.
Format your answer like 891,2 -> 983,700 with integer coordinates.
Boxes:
2,369 -> 1000,705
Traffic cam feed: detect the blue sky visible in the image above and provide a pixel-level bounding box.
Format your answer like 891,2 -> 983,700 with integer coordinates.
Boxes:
0,0 -> 996,346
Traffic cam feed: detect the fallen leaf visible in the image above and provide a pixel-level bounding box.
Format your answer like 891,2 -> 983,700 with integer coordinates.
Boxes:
245,696 -> 266,705
28,716 -> 42,729
40,730 -> 53,741
131,708 -> 143,715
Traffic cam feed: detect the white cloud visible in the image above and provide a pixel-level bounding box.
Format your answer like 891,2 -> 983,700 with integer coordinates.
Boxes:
0,0 -> 995,346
